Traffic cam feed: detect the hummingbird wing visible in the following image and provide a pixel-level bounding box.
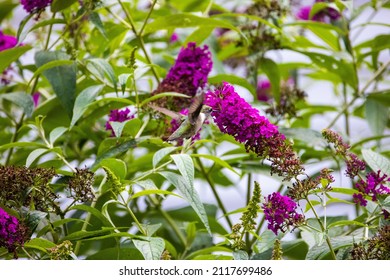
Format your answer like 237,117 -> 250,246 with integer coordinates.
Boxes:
188,91 -> 204,125
148,103 -> 182,121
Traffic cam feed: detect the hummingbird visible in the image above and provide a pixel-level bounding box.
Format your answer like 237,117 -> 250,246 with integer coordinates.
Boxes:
149,92 -> 212,142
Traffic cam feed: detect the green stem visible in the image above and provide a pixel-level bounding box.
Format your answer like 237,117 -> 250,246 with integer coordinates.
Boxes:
194,157 -> 233,229
116,0 -> 160,84
327,59 -> 390,129
306,197 -> 337,260
121,193 -> 147,236
158,208 -> 187,248
4,15 -> 56,165
73,175 -> 105,256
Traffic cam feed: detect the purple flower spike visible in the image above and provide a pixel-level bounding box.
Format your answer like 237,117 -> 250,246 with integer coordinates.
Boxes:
262,192 -> 304,235
166,42 -> 213,94
205,82 -> 304,180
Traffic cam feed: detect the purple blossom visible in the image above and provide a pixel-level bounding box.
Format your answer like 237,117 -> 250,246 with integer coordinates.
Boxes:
105,108 -> 134,136
0,207 -> 25,255
0,31 -> 17,52
32,92 -> 40,107
262,192 -> 304,235
257,79 -> 271,102
21,0 -> 52,13
353,170 -> 390,206
205,82 -> 304,180
169,33 -> 179,43
345,153 -> 366,178
296,1 -> 341,22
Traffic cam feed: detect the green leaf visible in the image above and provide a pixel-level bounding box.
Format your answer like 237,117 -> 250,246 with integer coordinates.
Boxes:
0,91 -> 34,117
233,250 -> 249,260
153,146 -> 177,168
110,121 -> 127,138
307,23 -> 340,50
51,0 -> 78,12
159,171 -> 211,234
133,237 -> 165,260
86,58 -> 118,91
327,220 -> 366,229
367,90 -> 390,106
86,248 -> 143,260
0,141 -> 46,152
254,230 -> 278,254
139,92 -> 191,107
191,154 -> 240,175
0,0 -> 18,22
28,59 -> 75,86
62,228 -> 114,242
92,137 -> 142,171
0,45 -> 32,73
143,13 -> 240,35
49,126 -> 68,146
26,148 -> 48,167
184,26 -> 214,45
171,154 -> 194,188
35,51 -> 77,117
71,85 -> 104,128
118,73 -> 131,94
69,204 -> 111,227
90,12 -> 108,39
24,238 -> 56,252
98,158 -> 127,180
260,57 -> 280,103
131,189 -> 182,199
208,74 -> 256,97
306,236 -> 354,260
365,99 -> 388,136
362,149 -> 390,175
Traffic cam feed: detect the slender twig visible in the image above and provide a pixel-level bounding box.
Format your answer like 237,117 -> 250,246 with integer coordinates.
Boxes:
116,0 -> 160,83
194,156 -> 233,229
327,60 -> 390,129
306,197 -> 337,260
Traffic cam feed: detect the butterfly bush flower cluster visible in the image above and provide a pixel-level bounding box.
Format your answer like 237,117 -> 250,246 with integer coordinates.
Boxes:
0,208 -> 27,257
296,0 -> 341,22
353,170 -> 390,207
206,82 -> 304,180
21,0 -> 52,14
261,192 -> 304,235
105,108 -> 134,136
322,129 -> 366,178
153,42 -> 213,111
